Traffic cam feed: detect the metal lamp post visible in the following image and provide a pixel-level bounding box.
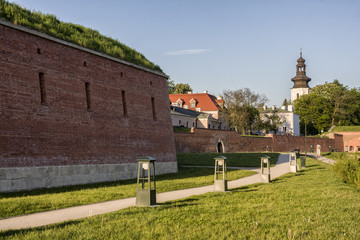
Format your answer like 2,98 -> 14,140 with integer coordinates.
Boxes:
214,156 -> 228,192
260,156 -> 271,183
136,156 -> 156,206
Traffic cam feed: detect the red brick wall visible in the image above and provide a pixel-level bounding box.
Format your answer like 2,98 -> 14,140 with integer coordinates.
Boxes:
337,132 -> 360,152
0,22 -> 176,167
174,129 -> 343,153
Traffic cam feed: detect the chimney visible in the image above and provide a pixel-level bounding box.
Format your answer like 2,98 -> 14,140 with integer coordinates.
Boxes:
187,91 -> 192,94
203,90 -> 208,94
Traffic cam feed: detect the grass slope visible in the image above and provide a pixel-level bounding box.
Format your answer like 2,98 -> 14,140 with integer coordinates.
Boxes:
331,126 -> 360,132
0,0 -> 162,72
0,167 -> 254,219
2,158 -> 360,239
177,152 -> 280,167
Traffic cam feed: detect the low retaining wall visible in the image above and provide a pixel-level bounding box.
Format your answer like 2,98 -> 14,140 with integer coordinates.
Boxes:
174,129 -> 343,153
0,162 -> 178,192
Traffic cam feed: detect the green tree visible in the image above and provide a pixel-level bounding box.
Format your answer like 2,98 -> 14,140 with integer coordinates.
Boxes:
294,93 -> 333,134
309,80 -> 360,127
222,88 -> 268,134
174,83 -> 192,94
263,110 -> 283,134
282,99 -> 289,107
167,79 -> 175,94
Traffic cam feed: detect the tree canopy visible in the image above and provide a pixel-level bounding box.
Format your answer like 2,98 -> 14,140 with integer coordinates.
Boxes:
222,88 -> 268,134
294,80 -> 360,134
173,83 -> 193,94
0,0 -> 162,73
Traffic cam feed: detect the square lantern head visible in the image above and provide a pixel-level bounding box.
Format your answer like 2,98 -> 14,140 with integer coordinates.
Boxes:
137,156 -> 156,169
214,155 -> 227,166
261,155 -> 270,164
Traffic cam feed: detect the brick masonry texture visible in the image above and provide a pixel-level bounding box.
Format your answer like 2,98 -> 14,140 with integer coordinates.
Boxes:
174,129 -> 344,153
0,21 -> 177,191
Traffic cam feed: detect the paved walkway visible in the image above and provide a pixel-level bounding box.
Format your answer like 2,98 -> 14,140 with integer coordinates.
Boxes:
307,153 -> 336,165
0,154 -> 291,231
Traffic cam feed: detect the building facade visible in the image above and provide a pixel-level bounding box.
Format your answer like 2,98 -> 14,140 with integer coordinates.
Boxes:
169,92 -> 227,130
0,20 -> 177,192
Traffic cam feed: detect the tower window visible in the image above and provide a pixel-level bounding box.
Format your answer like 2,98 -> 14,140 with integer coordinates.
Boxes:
122,90 -> 127,117
120,72 -> 123,77
37,48 -> 41,54
150,81 -> 152,85
84,61 -> 87,67
85,82 -> 91,111
151,97 -> 156,121
39,72 -> 47,105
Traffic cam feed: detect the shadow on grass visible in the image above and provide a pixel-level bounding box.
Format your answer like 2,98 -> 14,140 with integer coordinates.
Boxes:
0,219 -> 83,237
160,198 -> 199,209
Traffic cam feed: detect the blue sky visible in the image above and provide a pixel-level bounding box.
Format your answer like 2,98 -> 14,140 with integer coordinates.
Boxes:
9,0 -> 360,106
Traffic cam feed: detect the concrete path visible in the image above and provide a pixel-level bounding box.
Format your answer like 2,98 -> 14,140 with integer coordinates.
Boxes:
307,153 -> 336,165
0,154 -> 291,231
179,165 -> 261,173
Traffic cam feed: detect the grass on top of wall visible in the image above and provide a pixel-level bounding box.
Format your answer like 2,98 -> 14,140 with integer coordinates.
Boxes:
331,126 -> 360,132
177,152 -> 280,167
0,167 -> 255,219
2,158 -> 360,239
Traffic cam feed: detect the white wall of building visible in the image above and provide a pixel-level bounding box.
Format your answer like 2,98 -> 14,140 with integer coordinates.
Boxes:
291,87 -> 310,103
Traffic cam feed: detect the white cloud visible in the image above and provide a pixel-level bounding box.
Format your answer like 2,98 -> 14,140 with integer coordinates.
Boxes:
165,49 -> 210,56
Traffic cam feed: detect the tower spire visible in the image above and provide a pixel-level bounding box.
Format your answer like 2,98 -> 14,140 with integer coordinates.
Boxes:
290,51 -> 311,103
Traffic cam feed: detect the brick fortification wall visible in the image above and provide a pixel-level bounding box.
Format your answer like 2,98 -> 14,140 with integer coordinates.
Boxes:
175,129 -> 343,153
0,21 -> 177,192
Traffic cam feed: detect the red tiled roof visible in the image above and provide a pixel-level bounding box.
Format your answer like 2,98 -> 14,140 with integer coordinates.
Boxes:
169,93 -> 221,111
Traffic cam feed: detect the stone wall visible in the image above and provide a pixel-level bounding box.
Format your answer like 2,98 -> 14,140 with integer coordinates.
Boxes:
174,128 -> 343,153
0,20 -> 177,192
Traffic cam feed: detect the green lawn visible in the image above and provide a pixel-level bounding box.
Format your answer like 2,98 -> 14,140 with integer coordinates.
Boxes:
321,152 -> 358,161
2,158 -> 360,239
331,126 -> 360,132
0,167 -> 255,219
177,153 -> 280,167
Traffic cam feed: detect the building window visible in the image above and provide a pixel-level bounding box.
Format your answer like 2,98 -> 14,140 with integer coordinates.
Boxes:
85,82 -> 91,111
297,93 -> 300,99
191,103 -> 196,108
122,90 -> 127,117
83,61 -> 87,67
192,122 -> 195,127
37,48 -> 41,54
208,124 -> 210,128
350,146 -> 354,152
39,72 -> 47,105
151,97 -> 156,120
345,146 -> 348,152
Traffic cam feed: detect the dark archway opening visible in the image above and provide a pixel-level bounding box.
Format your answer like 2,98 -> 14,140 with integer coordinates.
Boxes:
217,142 -> 223,153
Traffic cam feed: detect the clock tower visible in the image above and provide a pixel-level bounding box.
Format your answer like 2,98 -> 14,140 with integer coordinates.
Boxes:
290,51 -> 311,103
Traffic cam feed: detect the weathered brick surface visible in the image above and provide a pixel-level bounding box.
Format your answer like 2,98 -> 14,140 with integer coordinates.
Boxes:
0,22 -> 177,168
337,132 -> 360,152
174,129 -> 343,153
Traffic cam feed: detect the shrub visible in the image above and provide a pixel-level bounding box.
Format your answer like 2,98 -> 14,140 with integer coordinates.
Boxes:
332,152 -> 360,189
